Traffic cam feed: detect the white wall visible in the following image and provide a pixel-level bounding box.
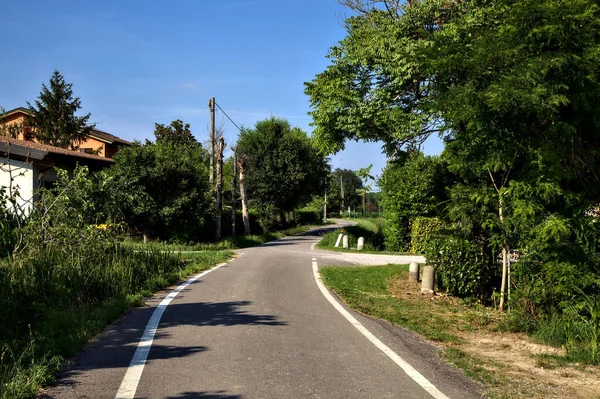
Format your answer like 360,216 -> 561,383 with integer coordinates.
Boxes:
0,157 -> 34,212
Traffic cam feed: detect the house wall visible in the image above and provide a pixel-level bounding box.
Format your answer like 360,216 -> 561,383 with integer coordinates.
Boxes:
78,136 -> 107,157
0,113 -> 31,140
0,156 -> 34,212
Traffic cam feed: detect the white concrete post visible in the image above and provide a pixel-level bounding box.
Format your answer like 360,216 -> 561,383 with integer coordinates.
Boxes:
357,237 -> 365,251
421,266 -> 435,294
342,235 -> 349,249
335,234 -> 343,248
409,262 -> 419,282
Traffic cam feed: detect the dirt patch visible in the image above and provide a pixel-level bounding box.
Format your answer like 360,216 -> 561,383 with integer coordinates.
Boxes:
454,331 -> 600,399
387,275 -> 600,399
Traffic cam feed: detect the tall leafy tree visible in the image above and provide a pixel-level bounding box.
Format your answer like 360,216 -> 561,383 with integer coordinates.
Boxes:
328,168 -> 364,213
304,1 -> 451,155
28,70 -> 95,148
154,119 -> 197,146
236,118 -> 330,230
106,139 -> 211,241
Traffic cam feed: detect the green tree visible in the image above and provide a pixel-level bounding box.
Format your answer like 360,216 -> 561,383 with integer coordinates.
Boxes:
328,168 -> 363,214
27,70 -> 95,148
380,152 -> 447,251
304,1 -> 450,155
236,118 -> 330,230
106,138 -> 211,241
154,119 -> 197,146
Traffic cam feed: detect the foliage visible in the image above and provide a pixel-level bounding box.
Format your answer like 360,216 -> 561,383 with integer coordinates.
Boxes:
327,168 -> 363,213
317,218 -> 385,252
154,119 -> 197,146
380,152 -> 447,251
424,236 -> 498,299
304,1 -> 450,155
27,70 -> 94,148
410,217 -> 446,254
106,136 -> 211,241
236,118 -> 329,231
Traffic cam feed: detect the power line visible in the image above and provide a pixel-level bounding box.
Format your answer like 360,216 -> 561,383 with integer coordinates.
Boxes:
214,101 -> 243,132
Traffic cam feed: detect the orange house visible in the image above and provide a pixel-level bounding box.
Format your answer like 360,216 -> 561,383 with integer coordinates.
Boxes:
0,107 -> 130,159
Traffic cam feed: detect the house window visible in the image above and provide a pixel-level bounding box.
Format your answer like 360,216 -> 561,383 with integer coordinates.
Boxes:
80,148 -> 94,154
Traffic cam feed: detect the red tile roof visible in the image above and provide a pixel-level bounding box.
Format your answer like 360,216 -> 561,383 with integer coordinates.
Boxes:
0,136 -> 114,163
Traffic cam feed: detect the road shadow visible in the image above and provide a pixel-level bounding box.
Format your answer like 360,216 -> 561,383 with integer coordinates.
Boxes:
162,391 -> 243,399
160,300 -> 287,328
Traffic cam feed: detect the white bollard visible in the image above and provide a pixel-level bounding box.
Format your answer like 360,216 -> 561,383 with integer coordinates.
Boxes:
342,235 -> 349,249
409,262 -> 419,282
335,233 -> 343,248
421,266 -> 435,294
357,237 -> 365,251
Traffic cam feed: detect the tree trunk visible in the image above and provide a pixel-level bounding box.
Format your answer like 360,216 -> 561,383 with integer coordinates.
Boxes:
215,137 -> 225,240
238,158 -> 251,235
499,195 -> 508,311
231,148 -> 237,236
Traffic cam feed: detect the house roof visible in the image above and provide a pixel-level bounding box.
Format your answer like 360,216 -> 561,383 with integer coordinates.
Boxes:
0,136 -> 114,163
89,128 -> 131,145
2,107 -> 131,145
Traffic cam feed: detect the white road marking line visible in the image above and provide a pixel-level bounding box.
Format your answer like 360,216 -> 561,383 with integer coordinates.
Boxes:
311,260 -> 450,399
310,242 -> 317,250
115,262 -> 229,399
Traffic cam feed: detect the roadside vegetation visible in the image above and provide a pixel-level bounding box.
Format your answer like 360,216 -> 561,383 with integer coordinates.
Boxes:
306,0 -> 600,386
321,264 -> 600,398
316,218 -> 392,254
0,73 -> 333,398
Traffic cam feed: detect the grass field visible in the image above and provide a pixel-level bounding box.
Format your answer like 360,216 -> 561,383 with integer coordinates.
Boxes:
320,264 -> 600,399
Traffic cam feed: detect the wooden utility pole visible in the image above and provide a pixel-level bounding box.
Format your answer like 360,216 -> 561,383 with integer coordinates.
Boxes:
208,97 -> 215,188
323,184 -> 327,223
340,175 -> 344,215
215,137 -> 225,240
231,147 -> 237,236
238,156 -> 251,235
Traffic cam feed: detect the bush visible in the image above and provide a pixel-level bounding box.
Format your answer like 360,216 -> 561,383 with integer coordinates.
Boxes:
410,217 -> 446,254
424,236 -> 497,298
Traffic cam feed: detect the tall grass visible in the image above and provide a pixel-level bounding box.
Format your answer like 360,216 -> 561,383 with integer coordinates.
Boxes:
0,245 -> 232,398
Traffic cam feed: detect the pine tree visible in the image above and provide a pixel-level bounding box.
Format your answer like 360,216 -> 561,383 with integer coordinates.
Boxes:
28,70 -> 95,148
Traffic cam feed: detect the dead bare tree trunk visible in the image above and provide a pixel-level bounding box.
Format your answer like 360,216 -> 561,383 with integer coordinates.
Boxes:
208,97 -> 215,188
215,137 -> 225,240
238,156 -> 250,235
231,147 -> 237,236
488,167 -> 511,311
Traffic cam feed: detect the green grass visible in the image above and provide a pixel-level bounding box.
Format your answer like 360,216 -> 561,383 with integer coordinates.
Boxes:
319,264 -> 551,399
0,247 -> 233,398
122,224 -> 315,252
320,264 -> 461,343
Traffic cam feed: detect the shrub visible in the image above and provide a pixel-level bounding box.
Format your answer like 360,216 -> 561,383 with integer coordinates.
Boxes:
410,217 -> 446,254
424,236 -> 497,298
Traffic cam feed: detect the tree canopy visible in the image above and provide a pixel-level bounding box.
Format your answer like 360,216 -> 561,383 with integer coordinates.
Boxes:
27,70 -> 95,148
236,117 -> 330,230
154,119 -> 197,147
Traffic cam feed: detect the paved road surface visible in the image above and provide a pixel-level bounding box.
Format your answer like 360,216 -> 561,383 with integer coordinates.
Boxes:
41,222 -> 484,399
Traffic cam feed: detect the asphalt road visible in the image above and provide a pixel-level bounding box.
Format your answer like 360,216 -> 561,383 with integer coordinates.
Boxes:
41,223 -> 484,399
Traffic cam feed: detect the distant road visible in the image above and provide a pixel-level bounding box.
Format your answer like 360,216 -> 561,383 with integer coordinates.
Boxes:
42,221 -> 483,399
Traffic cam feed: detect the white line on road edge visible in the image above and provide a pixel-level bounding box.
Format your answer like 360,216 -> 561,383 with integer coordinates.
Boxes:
115,262 -> 229,399
310,242 -> 317,250
311,258 -> 450,399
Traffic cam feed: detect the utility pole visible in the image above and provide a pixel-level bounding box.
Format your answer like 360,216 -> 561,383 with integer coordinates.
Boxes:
231,147 -> 237,236
208,97 -> 215,189
340,175 -> 344,215
323,184 -> 327,223
215,137 -> 225,240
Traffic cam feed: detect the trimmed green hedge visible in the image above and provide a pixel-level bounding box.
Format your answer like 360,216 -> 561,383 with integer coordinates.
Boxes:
410,217 -> 446,254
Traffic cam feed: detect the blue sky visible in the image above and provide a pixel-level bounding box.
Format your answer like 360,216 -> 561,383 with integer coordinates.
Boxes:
0,0 -> 443,181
